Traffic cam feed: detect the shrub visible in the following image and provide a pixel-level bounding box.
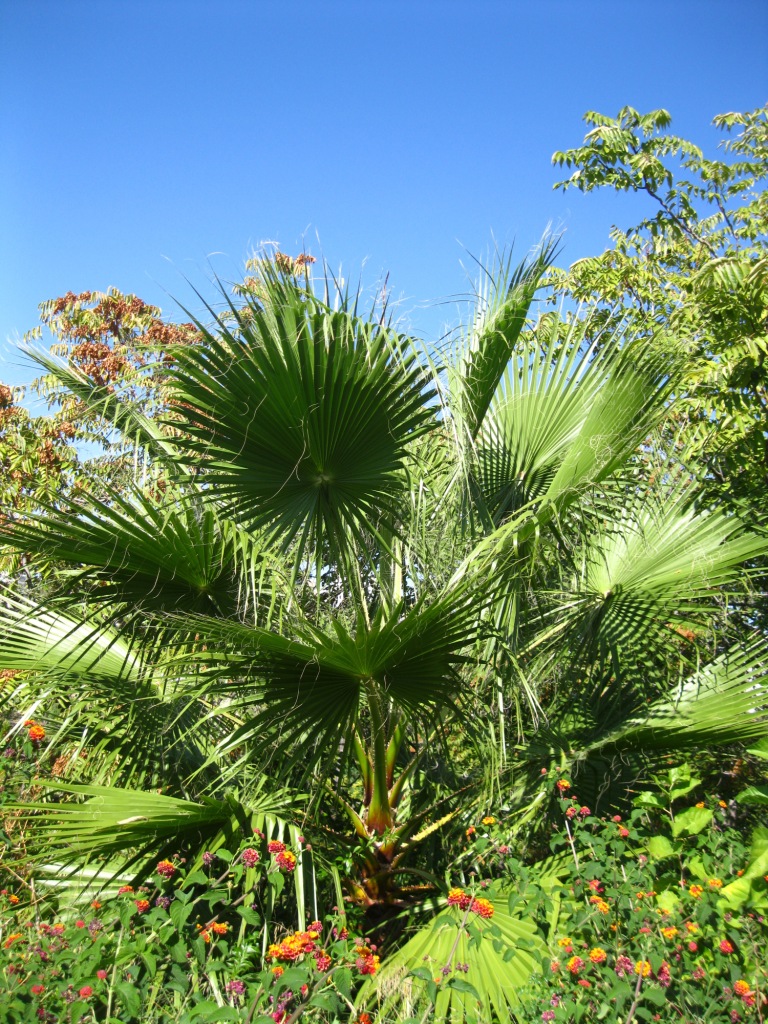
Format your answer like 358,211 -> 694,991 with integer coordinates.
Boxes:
0,839 -> 378,1023
503,768 -> 768,1022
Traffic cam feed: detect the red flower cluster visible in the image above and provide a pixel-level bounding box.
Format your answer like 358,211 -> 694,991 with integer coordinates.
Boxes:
24,720 -> 46,742
275,850 -> 297,872
589,894 -> 610,914
355,943 -> 380,975
156,859 -> 176,879
315,952 -> 331,971
446,887 -> 495,918
734,979 -> 756,1007
241,848 -> 260,868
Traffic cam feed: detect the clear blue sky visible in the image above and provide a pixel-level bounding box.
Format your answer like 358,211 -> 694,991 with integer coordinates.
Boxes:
1,0 -> 766,388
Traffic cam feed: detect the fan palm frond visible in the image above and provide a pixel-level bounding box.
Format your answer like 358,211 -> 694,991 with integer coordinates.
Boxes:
0,486 -> 279,618
357,890 -> 543,1021
163,278 -> 436,572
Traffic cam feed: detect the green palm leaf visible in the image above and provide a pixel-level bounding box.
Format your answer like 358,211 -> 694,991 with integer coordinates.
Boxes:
164,278 -> 436,566
535,479 -> 767,672
357,891 -> 543,1021
0,597 -> 220,790
5,782 -> 295,881
1,487 -> 267,617
0,594 -> 143,682
174,586 -> 482,770
588,636 -> 768,754
24,347 -> 176,460
474,321 -> 677,529
453,240 -> 559,441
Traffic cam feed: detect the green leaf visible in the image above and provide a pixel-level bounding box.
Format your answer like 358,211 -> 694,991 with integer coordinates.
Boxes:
634,792 -> 665,809
0,488 -> 246,617
183,870 -> 210,887
308,991 -> 339,1012
736,785 -> 768,806
655,890 -> 680,914
669,766 -> 701,800
454,240 -> 559,440
182,584 -> 481,772
170,900 -> 193,932
446,977 -> 480,997
268,870 -> 285,898
645,988 -> 668,1007
116,982 -> 142,1016
671,806 -> 713,837
747,736 -> 768,759
275,967 -> 308,994
588,637 -> 768,756
648,836 -> 676,860
334,966 -> 353,999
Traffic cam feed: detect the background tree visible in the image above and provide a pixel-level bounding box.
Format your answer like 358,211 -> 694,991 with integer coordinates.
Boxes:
550,105 -> 768,511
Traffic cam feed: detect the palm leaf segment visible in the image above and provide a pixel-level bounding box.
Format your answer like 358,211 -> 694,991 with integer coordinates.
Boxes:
512,637 -> 768,816
165,277 -> 436,562
454,239 -> 560,442
6,782 -> 297,885
0,594 -> 144,683
474,325 -> 676,529
0,597 -> 201,789
591,636 -> 768,754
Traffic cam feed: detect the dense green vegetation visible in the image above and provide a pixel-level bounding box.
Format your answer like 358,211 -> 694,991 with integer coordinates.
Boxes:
1,106 -> 767,1023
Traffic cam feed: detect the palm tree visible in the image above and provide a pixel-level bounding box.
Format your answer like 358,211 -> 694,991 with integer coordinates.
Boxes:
2,247 -> 767,1019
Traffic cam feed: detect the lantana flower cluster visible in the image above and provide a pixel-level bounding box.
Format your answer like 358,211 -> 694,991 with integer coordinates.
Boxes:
354,941 -> 380,976
23,719 -> 45,742
446,887 -> 495,918
267,923 -> 331,972
267,840 -> 298,872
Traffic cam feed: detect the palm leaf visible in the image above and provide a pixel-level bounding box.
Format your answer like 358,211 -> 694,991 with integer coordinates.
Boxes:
453,239 -> 560,441
0,594 -> 144,682
163,279 -> 436,566
0,486 -> 267,617
23,347 -> 176,460
478,322 -> 677,528
0,597 -> 218,791
535,478 -> 768,672
172,586 -> 483,772
5,782 -> 295,882
357,890 -> 543,1021
587,636 -> 768,754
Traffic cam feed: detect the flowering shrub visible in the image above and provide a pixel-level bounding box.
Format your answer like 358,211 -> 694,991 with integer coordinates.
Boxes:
0,837 -> 382,1023
3,729 -> 767,1022
511,767 -> 768,1022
